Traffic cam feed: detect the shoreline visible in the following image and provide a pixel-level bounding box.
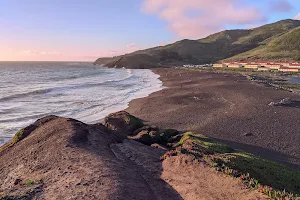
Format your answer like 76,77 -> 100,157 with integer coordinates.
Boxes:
84,68 -> 164,124
125,68 -> 300,169
0,68 -> 163,146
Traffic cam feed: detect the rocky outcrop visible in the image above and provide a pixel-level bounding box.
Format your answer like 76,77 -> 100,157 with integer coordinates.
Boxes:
104,111 -> 144,136
130,126 -> 161,145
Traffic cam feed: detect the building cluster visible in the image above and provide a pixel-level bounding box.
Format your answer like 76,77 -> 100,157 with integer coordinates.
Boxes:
213,62 -> 300,72
183,64 -> 212,68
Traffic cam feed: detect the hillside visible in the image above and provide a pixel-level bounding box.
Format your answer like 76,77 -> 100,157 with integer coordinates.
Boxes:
94,19 -> 300,68
224,26 -> 300,62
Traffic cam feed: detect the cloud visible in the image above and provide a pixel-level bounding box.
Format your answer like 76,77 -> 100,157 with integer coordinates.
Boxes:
141,0 -> 266,38
126,43 -> 137,48
22,50 -> 64,56
94,43 -> 141,58
269,0 -> 293,12
295,13 -> 300,20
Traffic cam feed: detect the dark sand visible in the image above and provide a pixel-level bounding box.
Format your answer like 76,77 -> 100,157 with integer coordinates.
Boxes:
126,68 -> 300,169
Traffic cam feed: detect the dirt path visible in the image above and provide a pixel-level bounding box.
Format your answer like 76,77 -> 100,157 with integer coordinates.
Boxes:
111,140 -> 183,200
162,156 -> 265,200
114,140 -> 266,200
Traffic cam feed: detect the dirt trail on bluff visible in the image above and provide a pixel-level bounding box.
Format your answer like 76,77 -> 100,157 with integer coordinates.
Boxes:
115,140 -> 265,200
0,115 -> 265,199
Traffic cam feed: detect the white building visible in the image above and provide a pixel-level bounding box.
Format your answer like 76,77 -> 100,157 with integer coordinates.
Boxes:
213,63 -> 226,68
227,63 -> 242,68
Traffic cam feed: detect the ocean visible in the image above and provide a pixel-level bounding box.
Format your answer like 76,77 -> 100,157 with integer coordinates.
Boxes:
0,62 -> 163,146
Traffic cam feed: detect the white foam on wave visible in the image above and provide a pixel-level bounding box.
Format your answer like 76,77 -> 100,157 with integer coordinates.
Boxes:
0,66 -> 164,146
78,69 -> 164,123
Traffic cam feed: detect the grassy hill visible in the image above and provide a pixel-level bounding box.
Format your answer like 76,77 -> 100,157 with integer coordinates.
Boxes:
94,19 -> 300,68
224,26 -> 300,62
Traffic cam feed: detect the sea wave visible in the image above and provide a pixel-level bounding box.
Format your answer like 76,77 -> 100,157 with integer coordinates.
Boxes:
0,69 -> 134,102
0,65 -> 163,146
0,88 -> 53,102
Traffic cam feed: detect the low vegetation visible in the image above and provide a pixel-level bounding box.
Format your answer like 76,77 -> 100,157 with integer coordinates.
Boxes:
169,132 -> 300,199
24,180 -> 34,185
249,75 -> 300,93
225,26 -> 300,62
0,124 -> 37,153
0,129 -> 25,153
11,129 -> 25,145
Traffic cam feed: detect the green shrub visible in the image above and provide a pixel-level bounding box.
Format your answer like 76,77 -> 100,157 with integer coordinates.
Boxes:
25,180 -> 34,185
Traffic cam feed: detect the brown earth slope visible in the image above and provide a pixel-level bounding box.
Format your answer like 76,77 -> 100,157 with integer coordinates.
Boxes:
0,113 -> 264,200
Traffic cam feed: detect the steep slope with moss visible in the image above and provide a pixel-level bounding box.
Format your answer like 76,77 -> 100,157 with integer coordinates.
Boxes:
94,19 -> 300,68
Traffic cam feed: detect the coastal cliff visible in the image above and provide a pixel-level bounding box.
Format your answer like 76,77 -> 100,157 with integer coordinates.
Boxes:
0,110 -> 300,199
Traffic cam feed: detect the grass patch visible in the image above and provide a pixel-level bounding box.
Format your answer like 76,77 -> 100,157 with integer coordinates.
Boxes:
279,82 -> 300,90
175,132 -> 234,154
0,128 -> 25,153
11,128 -> 25,145
173,132 -> 300,199
25,180 -> 34,185
216,68 -> 256,72
249,74 -> 300,92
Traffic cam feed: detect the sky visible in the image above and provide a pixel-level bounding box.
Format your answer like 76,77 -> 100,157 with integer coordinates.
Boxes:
0,0 -> 299,61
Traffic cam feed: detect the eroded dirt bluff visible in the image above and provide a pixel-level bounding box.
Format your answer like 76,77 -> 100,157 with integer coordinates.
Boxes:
0,112 -> 265,200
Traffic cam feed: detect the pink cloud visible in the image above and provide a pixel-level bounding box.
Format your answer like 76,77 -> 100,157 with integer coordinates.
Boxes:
295,13 -> 300,20
0,43 -> 147,61
92,43 -> 142,59
269,0 -> 293,12
22,49 -> 64,56
126,43 -> 137,48
141,0 -> 266,38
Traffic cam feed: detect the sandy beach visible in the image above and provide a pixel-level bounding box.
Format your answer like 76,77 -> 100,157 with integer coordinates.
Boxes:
126,68 -> 300,169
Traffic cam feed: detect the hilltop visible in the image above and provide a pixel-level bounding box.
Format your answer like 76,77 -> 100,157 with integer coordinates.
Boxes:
0,112 -> 267,200
94,19 -> 300,68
